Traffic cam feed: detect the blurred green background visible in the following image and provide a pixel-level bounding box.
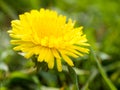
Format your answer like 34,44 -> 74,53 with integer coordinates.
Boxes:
0,0 -> 120,90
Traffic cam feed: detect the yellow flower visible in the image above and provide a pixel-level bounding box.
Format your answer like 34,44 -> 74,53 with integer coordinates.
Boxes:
8,8 -> 89,71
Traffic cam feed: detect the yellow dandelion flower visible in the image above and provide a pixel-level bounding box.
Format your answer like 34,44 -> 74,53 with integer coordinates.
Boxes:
8,8 -> 90,71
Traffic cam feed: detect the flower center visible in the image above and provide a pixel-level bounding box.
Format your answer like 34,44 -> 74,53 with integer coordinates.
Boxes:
39,35 -> 70,49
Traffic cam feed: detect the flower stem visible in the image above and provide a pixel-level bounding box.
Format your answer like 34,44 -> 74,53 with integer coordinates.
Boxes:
68,66 -> 79,90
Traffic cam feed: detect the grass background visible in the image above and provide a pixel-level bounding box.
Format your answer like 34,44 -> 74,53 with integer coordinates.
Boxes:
0,0 -> 120,90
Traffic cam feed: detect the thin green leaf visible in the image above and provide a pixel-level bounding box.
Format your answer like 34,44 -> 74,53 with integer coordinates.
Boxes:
90,48 -> 117,90
0,0 -> 17,19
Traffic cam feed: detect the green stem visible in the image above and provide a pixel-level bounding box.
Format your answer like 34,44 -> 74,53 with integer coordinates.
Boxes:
68,66 -> 79,90
90,48 -> 117,90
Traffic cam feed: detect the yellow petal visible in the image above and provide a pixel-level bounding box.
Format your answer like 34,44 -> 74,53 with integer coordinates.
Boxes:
56,58 -> 62,72
60,50 -> 79,58
38,47 -> 48,62
51,49 -> 61,59
60,52 -> 74,66
66,47 -> 84,56
25,51 -> 33,58
73,46 -> 89,54
13,46 -> 22,51
45,49 -> 54,69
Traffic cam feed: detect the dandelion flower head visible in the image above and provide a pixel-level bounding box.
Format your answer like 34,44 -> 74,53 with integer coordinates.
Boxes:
8,8 -> 89,71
